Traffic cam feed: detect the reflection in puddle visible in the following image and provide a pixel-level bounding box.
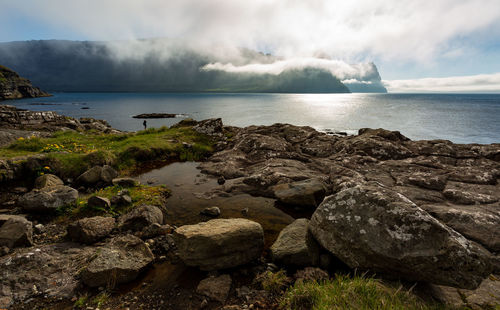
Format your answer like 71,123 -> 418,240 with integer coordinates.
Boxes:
137,161 -> 295,247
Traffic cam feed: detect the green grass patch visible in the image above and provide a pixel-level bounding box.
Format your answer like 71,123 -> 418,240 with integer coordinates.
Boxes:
0,126 -> 214,178
58,184 -> 170,219
256,270 -> 292,295
281,274 -> 450,310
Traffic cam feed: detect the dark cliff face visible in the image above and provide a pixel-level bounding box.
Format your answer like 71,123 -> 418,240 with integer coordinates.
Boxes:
0,65 -> 50,100
0,40 -> 386,93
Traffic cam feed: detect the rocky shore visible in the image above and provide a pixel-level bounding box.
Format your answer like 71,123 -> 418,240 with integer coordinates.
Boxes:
0,110 -> 499,309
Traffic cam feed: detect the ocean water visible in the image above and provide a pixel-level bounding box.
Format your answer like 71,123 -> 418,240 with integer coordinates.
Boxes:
8,92 -> 500,144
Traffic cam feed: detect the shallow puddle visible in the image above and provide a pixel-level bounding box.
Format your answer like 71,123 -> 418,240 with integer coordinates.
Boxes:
137,161 -> 295,247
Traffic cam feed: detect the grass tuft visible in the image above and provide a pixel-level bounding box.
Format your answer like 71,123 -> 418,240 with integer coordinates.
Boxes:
281,273 -> 450,310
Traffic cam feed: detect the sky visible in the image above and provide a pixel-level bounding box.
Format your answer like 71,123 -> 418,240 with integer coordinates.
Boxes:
1,0 -> 500,92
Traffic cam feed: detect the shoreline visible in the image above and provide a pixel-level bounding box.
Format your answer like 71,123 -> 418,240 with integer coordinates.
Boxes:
0,105 -> 499,309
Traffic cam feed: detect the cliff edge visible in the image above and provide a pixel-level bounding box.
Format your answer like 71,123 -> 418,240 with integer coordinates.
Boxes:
0,65 -> 50,100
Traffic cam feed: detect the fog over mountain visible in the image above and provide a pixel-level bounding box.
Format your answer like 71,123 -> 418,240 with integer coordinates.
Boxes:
0,39 -> 386,93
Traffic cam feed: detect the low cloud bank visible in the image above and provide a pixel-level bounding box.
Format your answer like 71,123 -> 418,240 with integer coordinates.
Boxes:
201,58 -> 382,82
384,73 -> 500,93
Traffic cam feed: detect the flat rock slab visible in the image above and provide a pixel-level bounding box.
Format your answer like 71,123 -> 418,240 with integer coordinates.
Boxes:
270,218 -> 319,267
81,234 -> 154,287
272,178 -> 326,209
174,218 -> 264,271
310,183 -> 492,289
0,242 -> 94,306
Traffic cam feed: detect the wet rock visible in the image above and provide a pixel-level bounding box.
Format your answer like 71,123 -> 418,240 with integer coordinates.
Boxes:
174,218 -> 264,271
196,274 -> 232,303
119,205 -> 164,231
18,185 -> 78,213
81,235 -> 154,287
34,173 -> 64,189
272,179 -> 326,208
0,217 -> 33,248
200,206 -> 221,217
67,216 -> 115,244
112,177 -> 138,187
310,183 -> 492,289
270,218 -> 319,267
87,196 -> 111,209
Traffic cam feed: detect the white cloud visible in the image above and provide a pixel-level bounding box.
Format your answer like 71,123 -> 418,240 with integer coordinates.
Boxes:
201,58 -> 380,81
3,0 -> 500,64
384,73 -> 500,93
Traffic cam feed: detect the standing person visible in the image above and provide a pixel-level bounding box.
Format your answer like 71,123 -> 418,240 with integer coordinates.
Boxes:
143,120 -> 147,130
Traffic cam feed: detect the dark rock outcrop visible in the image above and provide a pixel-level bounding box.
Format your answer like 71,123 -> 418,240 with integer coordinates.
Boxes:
34,173 -> 64,189
198,121 -> 500,288
174,219 -> 264,271
0,65 -> 50,100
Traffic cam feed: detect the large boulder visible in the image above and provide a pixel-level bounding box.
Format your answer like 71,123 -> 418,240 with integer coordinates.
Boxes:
309,183 -> 492,289
87,196 -> 111,210
174,219 -> 264,271
34,173 -> 64,189
270,218 -> 319,267
118,205 -> 164,231
0,217 -> 33,249
272,179 -> 326,208
81,235 -> 154,287
67,216 -> 115,244
18,185 -> 78,213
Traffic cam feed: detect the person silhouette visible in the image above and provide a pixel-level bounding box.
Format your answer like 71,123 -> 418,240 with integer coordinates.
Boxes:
143,120 -> 147,130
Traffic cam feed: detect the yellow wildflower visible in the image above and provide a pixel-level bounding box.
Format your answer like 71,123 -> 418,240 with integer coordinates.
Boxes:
17,137 -> 25,141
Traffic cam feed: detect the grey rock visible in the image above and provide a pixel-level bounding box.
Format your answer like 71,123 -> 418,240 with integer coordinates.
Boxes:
196,274 -> 232,303
81,235 -> 154,287
87,196 -> 111,209
76,166 -> 102,184
174,219 -> 264,271
111,194 -> 132,206
34,173 -> 63,189
193,118 -> 223,136
67,216 -> 115,244
100,165 -> 118,183
139,223 -> 173,239
272,179 -> 326,208
310,183 -> 492,289
18,185 -> 78,212
428,275 -> 500,309
0,217 -> 33,248
270,218 -> 319,267
119,205 -> 164,231
0,214 -> 26,226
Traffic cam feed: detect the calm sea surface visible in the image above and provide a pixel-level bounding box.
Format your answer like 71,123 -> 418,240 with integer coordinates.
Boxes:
9,92 -> 500,144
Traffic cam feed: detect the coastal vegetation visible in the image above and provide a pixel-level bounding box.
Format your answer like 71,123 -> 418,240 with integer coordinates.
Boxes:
0,126 -> 214,178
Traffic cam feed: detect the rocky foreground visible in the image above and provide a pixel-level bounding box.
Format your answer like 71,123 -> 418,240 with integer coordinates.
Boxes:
0,115 -> 499,309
